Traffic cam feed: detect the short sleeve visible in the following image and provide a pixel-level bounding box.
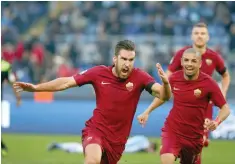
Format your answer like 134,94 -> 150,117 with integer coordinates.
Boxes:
209,78 -> 226,108
215,54 -> 226,75
73,66 -> 99,86
168,50 -> 183,72
137,69 -> 156,93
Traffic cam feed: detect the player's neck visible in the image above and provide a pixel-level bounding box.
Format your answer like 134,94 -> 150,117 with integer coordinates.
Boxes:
112,67 -> 118,78
192,44 -> 207,55
184,71 -> 200,81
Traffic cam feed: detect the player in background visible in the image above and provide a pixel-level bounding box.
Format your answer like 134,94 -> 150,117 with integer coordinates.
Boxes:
47,135 -> 158,154
138,48 -> 230,164
13,40 -> 171,164
1,59 -> 21,156
139,22 -> 231,164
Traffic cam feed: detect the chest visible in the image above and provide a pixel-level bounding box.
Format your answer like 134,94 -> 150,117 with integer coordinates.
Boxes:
94,74 -> 142,100
172,81 -> 209,103
200,56 -> 216,76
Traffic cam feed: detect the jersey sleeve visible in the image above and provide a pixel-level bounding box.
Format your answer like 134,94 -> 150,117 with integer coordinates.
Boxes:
73,66 -> 99,86
168,50 -> 183,72
138,69 -> 156,94
215,54 -> 226,75
209,78 -> 227,108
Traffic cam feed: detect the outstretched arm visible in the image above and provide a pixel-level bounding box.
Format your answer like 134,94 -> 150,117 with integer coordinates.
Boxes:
14,77 -> 77,93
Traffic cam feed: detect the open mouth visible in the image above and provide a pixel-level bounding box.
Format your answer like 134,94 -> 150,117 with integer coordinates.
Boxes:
121,68 -> 129,74
186,67 -> 194,71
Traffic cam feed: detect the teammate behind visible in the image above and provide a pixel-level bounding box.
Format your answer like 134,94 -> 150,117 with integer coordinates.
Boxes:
13,40 -> 171,164
47,135 -> 158,154
138,48 -> 230,164
139,22 -> 231,164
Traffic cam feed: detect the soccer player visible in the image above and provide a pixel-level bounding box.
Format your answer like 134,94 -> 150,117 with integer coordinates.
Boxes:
1,59 -> 21,156
139,22 -> 231,164
138,48 -> 230,164
13,40 -> 171,164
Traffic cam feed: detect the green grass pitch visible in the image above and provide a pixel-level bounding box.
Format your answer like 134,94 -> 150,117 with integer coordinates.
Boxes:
1,133 -> 235,164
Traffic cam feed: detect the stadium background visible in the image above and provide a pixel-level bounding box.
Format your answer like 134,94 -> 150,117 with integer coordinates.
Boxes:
1,1 -> 235,164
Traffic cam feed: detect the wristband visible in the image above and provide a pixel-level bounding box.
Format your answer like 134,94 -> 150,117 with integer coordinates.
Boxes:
214,117 -> 222,125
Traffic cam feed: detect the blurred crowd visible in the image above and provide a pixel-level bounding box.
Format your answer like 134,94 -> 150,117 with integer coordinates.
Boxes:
1,1 -> 235,84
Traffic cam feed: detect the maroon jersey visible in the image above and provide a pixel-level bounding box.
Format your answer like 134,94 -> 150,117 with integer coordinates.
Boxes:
163,70 -> 226,139
168,46 -> 226,76
73,65 -> 155,145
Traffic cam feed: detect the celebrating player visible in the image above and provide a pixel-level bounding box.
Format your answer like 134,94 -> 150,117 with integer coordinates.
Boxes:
139,22 -> 231,164
13,40 -> 171,164
138,48 -> 230,164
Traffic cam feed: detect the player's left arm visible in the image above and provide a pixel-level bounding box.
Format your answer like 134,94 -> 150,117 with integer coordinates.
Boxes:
205,79 -> 231,131
215,55 -> 231,98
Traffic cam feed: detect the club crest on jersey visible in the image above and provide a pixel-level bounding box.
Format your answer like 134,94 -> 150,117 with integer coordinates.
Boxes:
126,82 -> 134,91
194,89 -> 202,98
205,59 -> 212,66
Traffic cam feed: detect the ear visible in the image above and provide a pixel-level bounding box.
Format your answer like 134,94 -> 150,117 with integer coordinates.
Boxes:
190,29 -> 194,42
206,34 -> 210,43
113,56 -> 117,64
181,57 -> 183,67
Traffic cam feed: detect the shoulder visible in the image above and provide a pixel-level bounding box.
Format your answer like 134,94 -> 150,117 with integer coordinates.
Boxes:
134,68 -> 146,74
199,72 -> 216,85
94,65 -> 109,71
78,65 -> 109,76
206,48 -> 224,60
88,65 -> 109,72
170,70 -> 183,81
133,67 -> 153,77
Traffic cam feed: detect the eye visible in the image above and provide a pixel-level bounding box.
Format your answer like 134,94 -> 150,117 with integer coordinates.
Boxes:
121,57 -> 127,61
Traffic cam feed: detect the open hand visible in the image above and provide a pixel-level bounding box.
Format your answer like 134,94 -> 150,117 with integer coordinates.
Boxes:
13,82 -> 36,92
156,63 -> 169,84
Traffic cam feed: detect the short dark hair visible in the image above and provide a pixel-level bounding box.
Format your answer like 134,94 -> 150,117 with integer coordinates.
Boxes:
115,40 -> 135,56
193,22 -> 208,28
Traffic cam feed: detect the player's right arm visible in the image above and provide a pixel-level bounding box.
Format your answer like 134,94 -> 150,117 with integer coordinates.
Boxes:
14,67 -> 98,93
14,77 -> 77,92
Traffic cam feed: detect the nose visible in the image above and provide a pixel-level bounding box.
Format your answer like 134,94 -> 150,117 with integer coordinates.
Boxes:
186,61 -> 193,66
124,60 -> 131,67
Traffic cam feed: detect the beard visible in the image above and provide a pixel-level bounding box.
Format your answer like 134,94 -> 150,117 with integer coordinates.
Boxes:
194,42 -> 206,49
185,74 -> 195,80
